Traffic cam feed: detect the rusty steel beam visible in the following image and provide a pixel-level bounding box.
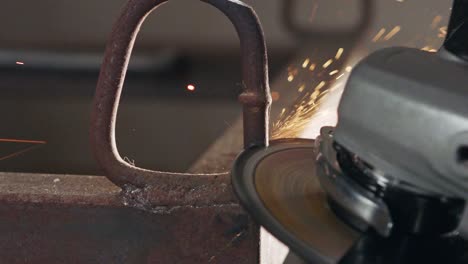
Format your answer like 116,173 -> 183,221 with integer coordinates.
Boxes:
0,172 -> 258,263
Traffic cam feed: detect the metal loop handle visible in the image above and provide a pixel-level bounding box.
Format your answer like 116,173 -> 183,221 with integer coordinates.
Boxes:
282,0 -> 374,40
91,0 -> 271,188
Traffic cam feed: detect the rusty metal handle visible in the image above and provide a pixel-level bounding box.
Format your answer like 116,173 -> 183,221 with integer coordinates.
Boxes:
282,0 -> 374,40
91,0 -> 271,188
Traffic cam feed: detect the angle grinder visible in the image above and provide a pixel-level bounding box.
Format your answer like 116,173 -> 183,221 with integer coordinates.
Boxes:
232,1 -> 468,263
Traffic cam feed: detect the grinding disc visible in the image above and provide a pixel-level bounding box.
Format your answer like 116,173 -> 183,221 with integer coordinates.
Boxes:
232,139 -> 361,264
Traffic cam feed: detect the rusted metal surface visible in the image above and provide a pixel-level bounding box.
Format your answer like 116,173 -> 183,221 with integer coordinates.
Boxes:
91,0 -> 271,190
86,0 -> 271,263
0,172 -> 258,263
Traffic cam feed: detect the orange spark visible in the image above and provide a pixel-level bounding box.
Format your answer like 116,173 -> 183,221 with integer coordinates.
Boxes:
187,84 -> 196,92
373,28 -> 386,42
384,26 -> 401,41
0,145 -> 42,161
335,48 -> 344,60
298,84 -> 305,93
329,70 -> 339,76
279,108 -> 286,116
271,91 -> 280,101
439,26 -> 447,38
309,64 -> 316,71
431,15 -> 442,29
336,73 -> 345,80
0,138 -> 46,144
0,138 -> 46,161
315,81 -> 326,91
322,59 -> 333,69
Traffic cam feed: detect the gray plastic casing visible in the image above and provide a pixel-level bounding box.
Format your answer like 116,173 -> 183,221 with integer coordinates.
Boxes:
334,47 -> 468,199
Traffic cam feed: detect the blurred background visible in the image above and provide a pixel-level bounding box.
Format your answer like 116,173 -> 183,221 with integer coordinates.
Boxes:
0,0 -> 452,175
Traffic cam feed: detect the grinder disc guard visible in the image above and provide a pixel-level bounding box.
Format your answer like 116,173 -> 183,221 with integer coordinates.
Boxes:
232,139 -> 361,264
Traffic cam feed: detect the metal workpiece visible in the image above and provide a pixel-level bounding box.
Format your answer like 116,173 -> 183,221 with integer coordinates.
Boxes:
91,0 -> 271,190
85,1 -> 270,261
0,172 -> 259,264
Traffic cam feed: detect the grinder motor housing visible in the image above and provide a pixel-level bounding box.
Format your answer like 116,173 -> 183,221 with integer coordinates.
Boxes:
335,47 -> 468,200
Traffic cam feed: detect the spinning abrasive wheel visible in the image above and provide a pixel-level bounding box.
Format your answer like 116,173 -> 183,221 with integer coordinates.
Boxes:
232,0 -> 468,263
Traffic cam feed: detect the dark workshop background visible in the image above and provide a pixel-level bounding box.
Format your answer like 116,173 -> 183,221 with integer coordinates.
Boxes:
0,0 -> 449,175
